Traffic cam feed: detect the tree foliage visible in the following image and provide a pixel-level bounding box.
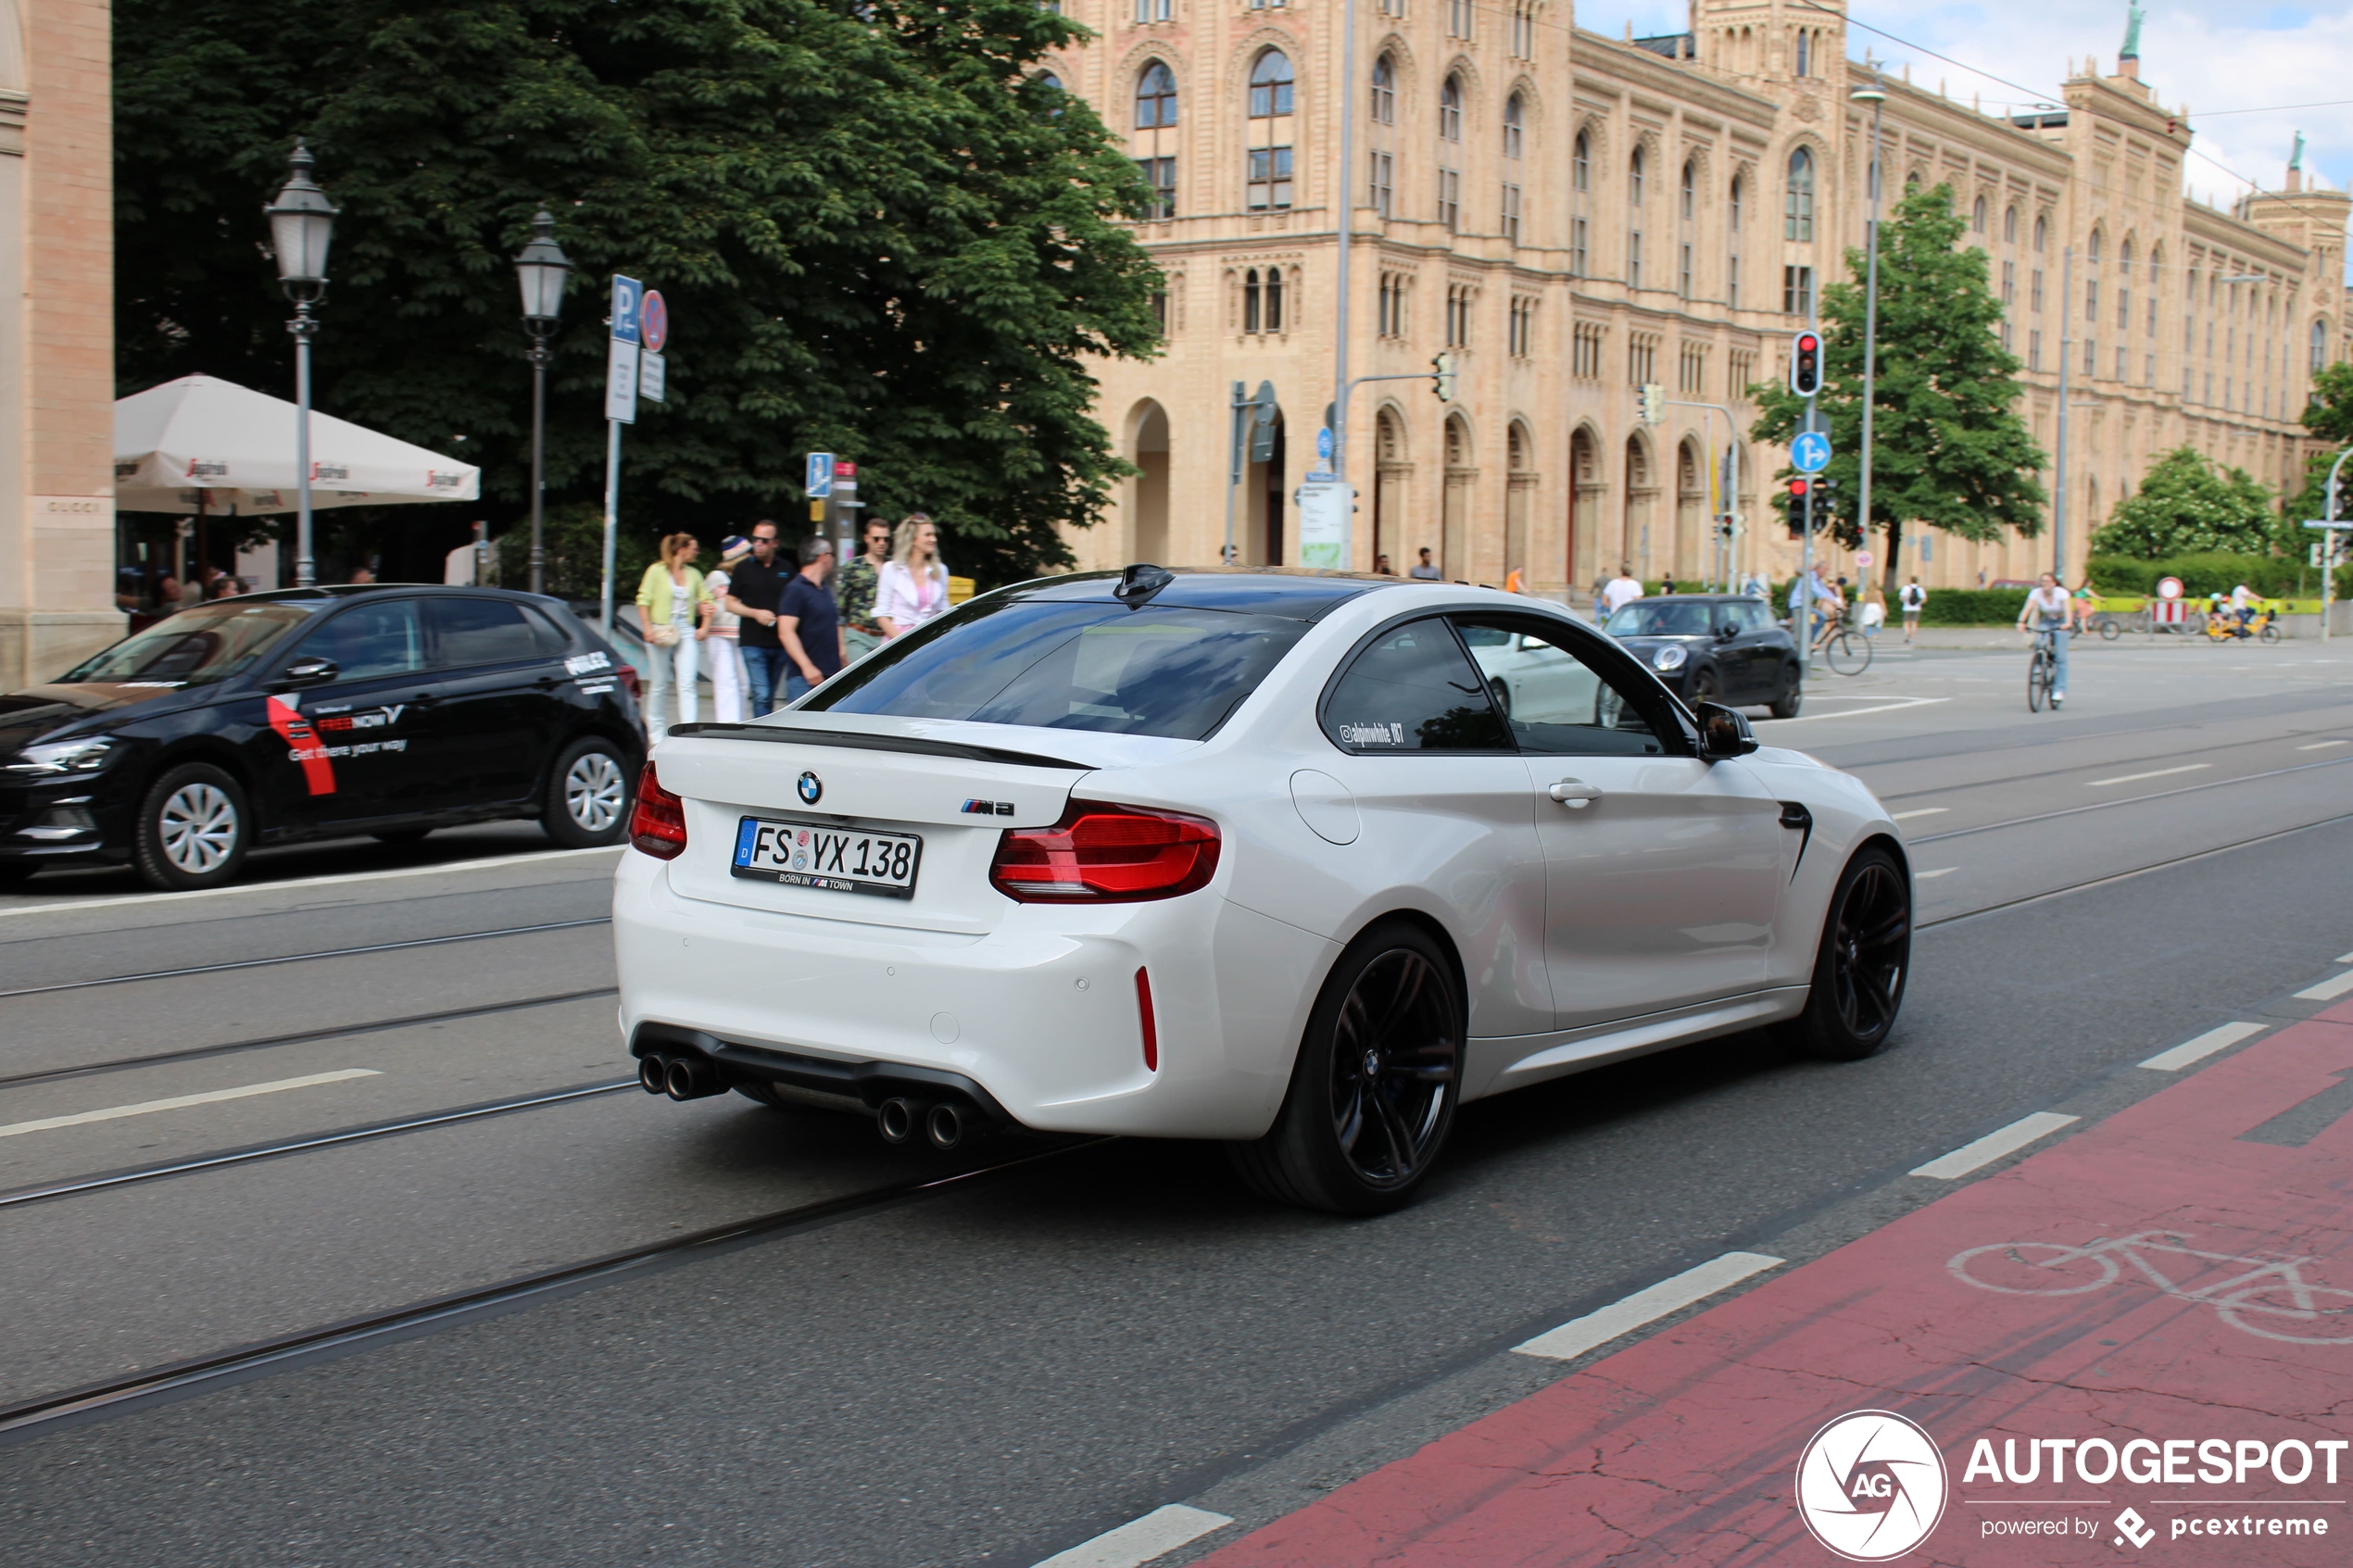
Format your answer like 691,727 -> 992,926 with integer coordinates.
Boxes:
2088,446 -> 2275,558
2292,363 -> 2353,530
1749,184 -> 2048,591
2301,361 -> 2353,447
115,0 -> 1163,586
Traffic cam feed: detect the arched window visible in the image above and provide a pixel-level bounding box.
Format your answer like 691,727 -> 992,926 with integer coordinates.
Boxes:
1630,145 -> 1645,206
1785,146 -> 1813,241
2119,239 -> 2133,279
2032,214 -> 2047,252
1573,131 -> 1590,192
1249,50 -> 1294,118
1730,175 -> 1743,231
2004,205 -> 2018,244
1681,159 -> 1696,220
1135,63 -> 1176,129
1794,28 -> 1810,78
1243,269 -> 1262,333
1904,169 -> 1921,192
1971,195 -> 1986,233
1265,267 -> 1285,332
2315,319 -> 2332,373
1504,93 -> 1524,160
1370,54 -> 1394,125
1440,74 -> 1463,142
2088,227 -> 2102,265
1038,71 -> 1063,93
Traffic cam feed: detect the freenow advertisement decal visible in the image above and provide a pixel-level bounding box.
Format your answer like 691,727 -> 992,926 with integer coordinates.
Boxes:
265,696 -> 336,797
1194,998 -> 2353,1566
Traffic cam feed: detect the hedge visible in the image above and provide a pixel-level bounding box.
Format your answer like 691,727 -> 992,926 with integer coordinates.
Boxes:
2087,551 -> 2353,601
1768,581 -> 2031,626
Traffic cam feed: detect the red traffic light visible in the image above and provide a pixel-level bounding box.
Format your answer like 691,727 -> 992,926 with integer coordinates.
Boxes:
1788,478 -> 1811,500
1796,332 -> 1819,354
1790,331 -> 1823,397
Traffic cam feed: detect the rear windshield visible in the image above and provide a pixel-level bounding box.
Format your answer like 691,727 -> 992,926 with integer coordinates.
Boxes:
803,598 -> 1310,739
57,601 -> 318,687
1605,600 -> 1716,637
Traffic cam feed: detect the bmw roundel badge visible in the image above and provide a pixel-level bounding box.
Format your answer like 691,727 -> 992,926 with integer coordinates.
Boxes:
797,771 -> 823,806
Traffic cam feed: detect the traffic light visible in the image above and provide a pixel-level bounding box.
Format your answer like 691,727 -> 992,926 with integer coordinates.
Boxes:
1431,352 -> 1457,401
1638,383 -> 1665,425
1785,478 -> 1812,540
1789,331 -> 1823,397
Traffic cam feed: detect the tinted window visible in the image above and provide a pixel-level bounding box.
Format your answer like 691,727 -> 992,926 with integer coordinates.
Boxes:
1457,616 -> 1675,757
59,601 -> 316,687
806,598 -> 1309,740
519,604 -> 573,653
428,597 -> 547,667
1324,618 -> 1508,753
301,600 -> 425,682
1735,601 -> 1776,633
1605,600 -> 1715,637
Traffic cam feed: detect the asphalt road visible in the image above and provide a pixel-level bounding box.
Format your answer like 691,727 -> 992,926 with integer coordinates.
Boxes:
2,633 -> 2349,1566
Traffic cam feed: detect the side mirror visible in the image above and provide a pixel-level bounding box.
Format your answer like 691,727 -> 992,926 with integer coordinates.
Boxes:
1716,622 -> 1739,641
276,656 -> 337,688
1694,700 -> 1758,759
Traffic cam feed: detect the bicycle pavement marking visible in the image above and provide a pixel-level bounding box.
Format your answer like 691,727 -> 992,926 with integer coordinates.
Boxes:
1194,996 -> 2353,1567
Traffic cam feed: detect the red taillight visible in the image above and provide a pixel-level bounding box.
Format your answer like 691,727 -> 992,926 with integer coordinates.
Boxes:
629,760 -> 687,859
988,801 -> 1220,902
615,663 -> 641,701
1135,966 -> 1159,1072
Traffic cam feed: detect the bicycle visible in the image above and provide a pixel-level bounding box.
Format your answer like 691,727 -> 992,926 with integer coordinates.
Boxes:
2025,624 -> 2060,711
2201,603 -> 2282,645
1808,612 -> 1871,676
1949,1231 -> 2353,1345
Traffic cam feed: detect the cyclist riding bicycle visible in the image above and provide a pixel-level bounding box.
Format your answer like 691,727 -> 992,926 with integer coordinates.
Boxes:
2016,571 -> 2071,707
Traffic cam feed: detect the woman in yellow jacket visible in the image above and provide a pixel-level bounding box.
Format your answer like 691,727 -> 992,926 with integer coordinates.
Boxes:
635,533 -> 713,741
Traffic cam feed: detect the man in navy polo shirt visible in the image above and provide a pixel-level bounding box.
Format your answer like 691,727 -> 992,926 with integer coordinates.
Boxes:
774,536 -> 842,703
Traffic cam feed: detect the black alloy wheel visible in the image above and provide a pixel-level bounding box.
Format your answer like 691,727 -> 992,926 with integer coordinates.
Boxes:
1786,846 -> 1910,1061
1768,666 -> 1804,719
1228,921 -> 1464,1215
1687,667 -> 1718,705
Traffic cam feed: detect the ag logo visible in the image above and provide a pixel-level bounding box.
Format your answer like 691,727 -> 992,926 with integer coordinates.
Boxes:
796,771 -> 823,806
1794,1411 -> 1948,1562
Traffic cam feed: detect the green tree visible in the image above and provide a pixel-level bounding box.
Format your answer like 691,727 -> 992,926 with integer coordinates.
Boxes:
1749,184 -> 2048,592
114,0 -> 1162,587
2290,362 -> 2353,531
2089,446 -> 2275,558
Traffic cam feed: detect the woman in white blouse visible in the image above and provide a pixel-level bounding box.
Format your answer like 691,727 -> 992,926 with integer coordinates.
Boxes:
876,513 -> 950,639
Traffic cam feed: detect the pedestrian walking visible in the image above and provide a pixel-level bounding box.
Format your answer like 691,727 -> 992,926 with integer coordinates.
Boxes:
1602,565 -> 1645,617
776,536 -> 844,702
1374,553 -> 1395,576
1899,577 -> 1925,643
1859,582 -> 1887,639
837,516 -> 891,662
636,533 -> 712,741
877,514 -> 950,639
1504,566 -> 1526,595
724,520 -> 790,717
701,535 -> 751,722
1660,573 -> 1677,596
2017,571 -> 2072,706
1408,547 -> 1442,581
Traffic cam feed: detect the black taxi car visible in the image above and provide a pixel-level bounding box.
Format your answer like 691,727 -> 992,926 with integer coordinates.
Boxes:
0,585 -> 645,891
1603,593 -> 1805,719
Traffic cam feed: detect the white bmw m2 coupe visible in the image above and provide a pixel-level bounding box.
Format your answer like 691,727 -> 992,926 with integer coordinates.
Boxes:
613,567 -> 1910,1213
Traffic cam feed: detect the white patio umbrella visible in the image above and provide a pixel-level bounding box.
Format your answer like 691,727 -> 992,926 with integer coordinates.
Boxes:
114,373 -> 480,515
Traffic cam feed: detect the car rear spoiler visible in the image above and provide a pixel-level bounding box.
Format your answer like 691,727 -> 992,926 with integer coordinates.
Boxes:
663,722 -> 1089,771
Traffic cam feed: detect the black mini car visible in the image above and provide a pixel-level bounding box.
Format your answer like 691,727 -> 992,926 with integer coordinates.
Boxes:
1603,593 -> 1804,718
0,585 -> 646,891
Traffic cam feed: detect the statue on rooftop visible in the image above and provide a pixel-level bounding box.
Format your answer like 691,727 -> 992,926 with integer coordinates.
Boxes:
2120,1 -> 2145,61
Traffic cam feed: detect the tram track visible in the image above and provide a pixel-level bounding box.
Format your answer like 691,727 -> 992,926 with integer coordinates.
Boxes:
0,917 -> 611,999
0,1136 -> 1101,1443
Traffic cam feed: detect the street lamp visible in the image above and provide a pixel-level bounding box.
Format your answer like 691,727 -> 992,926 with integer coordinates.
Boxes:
263,140 -> 339,588
1851,80 -> 1887,595
513,210 -> 573,595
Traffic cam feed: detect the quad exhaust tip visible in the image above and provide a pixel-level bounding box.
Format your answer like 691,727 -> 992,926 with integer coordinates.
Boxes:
661,1054 -> 726,1101
925,1101 -> 965,1151
638,1055 -> 669,1095
877,1097 -> 918,1145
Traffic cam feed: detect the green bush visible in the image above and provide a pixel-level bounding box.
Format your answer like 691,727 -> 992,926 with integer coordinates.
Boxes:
2086,552 -> 2318,600
1914,588 -> 2030,626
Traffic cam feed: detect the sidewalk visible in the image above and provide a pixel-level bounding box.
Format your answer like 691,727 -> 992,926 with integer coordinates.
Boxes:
1197,996 -> 2353,1566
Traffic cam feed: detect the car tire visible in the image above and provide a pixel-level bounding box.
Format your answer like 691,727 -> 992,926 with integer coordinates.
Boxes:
1227,920 -> 1464,1216
133,761 -> 253,892
1688,667 -> 1718,705
371,828 -> 433,847
1768,667 -> 1804,719
1784,846 -> 1910,1062
543,735 -> 632,847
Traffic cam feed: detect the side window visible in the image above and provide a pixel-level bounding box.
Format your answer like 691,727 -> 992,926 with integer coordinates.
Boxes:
1323,618 -> 1509,753
1738,601 -> 1776,633
300,600 -> 424,683
1454,616 -> 1681,757
518,604 -> 573,655
427,597 -> 547,668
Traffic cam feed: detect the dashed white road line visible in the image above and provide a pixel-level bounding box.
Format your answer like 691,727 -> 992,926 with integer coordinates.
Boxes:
1763,696 -> 1953,724
1892,808 -> 1950,822
2295,970 -> 2353,1002
1030,1505 -> 1235,1568
2296,740 -> 2350,751
2086,764 -> 2211,787
0,1069 -> 382,1140
0,847 -> 622,919
2140,1022 -> 2268,1073
1513,1251 -> 1784,1362
1916,867 -> 1957,879
1909,1112 -> 2079,1180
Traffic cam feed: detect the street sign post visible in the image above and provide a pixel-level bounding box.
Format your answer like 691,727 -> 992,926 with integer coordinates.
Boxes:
637,351 -> 665,404
806,452 -> 836,499
599,274 -> 644,632
1791,431 -> 1831,473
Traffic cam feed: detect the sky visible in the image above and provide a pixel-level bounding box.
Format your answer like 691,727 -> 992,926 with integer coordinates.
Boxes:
1588,1 -> 2353,221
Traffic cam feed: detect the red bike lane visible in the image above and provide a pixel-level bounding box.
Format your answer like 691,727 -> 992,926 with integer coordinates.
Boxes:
1201,1000 -> 2353,1566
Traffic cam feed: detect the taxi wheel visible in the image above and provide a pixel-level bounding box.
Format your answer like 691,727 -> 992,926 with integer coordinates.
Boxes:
134,762 -> 252,891
544,736 -> 632,847
1228,921 -> 1463,1216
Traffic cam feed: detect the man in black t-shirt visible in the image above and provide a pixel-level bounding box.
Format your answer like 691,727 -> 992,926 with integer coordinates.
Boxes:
724,520 -> 788,715
775,536 -> 842,702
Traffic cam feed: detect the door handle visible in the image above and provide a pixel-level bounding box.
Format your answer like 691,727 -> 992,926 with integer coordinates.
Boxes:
1547,779 -> 1603,809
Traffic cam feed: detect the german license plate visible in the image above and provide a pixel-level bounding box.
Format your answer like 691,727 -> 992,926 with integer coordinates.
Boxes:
731,816 -> 922,898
